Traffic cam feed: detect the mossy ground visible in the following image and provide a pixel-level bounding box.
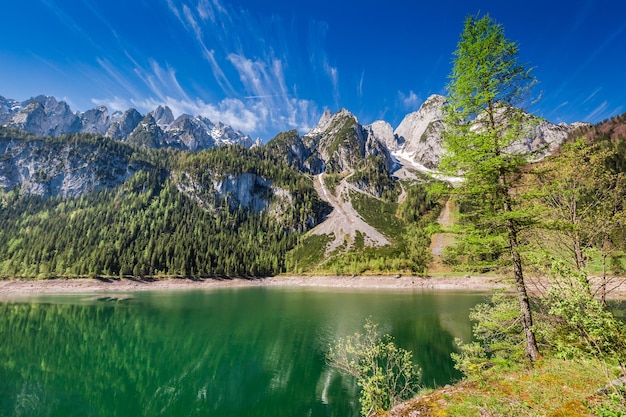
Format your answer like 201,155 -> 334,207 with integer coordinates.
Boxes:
380,358 -> 624,416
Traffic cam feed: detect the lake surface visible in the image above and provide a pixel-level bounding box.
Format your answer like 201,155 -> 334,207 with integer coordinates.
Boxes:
0,287 -> 487,417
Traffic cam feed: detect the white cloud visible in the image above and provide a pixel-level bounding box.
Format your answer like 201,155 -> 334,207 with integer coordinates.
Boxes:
89,0 -> 328,139
196,0 -> 215,22
398,90 -> 420,110
358,71 -> 365,98
166,0 -> 234,94
324,62 -> 339,103
130,96 -> 261,133
91,96 -> 132,112
582,88 -> 601,105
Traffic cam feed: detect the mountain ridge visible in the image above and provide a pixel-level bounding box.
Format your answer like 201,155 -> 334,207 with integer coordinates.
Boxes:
0,95 -> 258,151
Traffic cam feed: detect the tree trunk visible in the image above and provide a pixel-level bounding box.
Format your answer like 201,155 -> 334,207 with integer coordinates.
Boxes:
508,221 -> 540,362
500,169 -> 540,363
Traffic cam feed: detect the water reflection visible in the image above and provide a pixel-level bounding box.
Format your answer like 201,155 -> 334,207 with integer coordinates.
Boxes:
0,288 -> 485,417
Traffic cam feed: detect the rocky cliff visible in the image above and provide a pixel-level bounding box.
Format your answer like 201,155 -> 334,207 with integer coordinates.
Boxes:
393,94 -> 589,168
0,133 -> 145,198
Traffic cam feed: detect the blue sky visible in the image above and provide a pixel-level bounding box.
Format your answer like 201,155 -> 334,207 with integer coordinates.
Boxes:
1,0 -> 625,140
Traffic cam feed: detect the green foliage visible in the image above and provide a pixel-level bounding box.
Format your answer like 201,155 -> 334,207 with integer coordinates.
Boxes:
349,156 -> 399,201
404,224 -> 432,276
442,224 -> 508,272
284,234 -> 333,273
327,319 -> 421,416
444,12 -> 541,362
305,184 -> 440,276
539,261 -> 626,363
451,292 -> 527,378
593,386 -> 626,417
529,138 -> 626,272
442,12 -> 539,252
454,260 -> 626,383
323,173 -> 340,195
396,182 -> 441,223
350,191 -> 404,239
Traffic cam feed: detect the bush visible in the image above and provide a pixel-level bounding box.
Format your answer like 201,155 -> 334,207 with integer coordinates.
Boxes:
327,319 -> 421,416
541,261 -> 626,364
451,292 -> 528,378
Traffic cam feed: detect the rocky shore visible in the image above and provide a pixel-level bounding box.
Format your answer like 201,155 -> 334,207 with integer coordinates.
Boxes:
1,274 -> 624,300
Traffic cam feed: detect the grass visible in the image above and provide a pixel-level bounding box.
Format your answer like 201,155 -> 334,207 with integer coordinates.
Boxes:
285,234 -> 333,273
383,357 -> 624,417
349,190 -> 405,240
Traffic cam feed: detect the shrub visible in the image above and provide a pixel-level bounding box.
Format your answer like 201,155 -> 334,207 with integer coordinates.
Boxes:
327,319 -> 421,416
451,292 -> 528,378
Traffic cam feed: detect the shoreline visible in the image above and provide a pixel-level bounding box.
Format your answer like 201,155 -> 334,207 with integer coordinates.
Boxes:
1,274 -> 625,300
0,275 -> 505,298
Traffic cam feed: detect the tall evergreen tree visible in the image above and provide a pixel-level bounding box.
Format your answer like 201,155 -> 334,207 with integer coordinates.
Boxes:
442,13 -> 540,361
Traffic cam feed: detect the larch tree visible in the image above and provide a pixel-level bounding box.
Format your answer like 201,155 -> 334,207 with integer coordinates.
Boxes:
441,13 -> 540,361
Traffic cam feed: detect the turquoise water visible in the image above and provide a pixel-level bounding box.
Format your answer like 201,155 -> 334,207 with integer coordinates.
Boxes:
0,287 -> 487,417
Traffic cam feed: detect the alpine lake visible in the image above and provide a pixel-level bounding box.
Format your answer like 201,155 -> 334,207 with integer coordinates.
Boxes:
0,286 -> 489,417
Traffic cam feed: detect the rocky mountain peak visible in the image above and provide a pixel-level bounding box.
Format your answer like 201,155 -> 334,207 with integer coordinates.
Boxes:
306,108 -> 357,138
150,105 -> 175,128
302,108 -> 393,175
366,120 -> 401,152
106,108 -> 143,140
81,106 -> 110,135
394,94 -> 447,169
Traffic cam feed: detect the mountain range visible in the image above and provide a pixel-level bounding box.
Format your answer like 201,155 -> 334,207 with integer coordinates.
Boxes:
1,94 -> 587,171
0,95 -> 260,151
0,92 -> 596,277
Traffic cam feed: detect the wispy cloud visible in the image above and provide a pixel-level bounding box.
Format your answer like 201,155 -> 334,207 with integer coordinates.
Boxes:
357,71 -> 365,98
585,101 -> 609,122
398,90 -> 421,111
132,96 -> 263,133
582,87 -> 601,105
40,0 -> 94,46
166,0 -> 234,95
88,0 -> 340,138
553,101 -> 569,112
91,96 -> 132,112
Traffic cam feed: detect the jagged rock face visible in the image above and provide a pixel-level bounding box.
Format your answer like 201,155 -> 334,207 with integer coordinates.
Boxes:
367,120 -> 402,152
81,106 -> 110,135
210,121 -> 255,148
0,95 -> 256,151
305,109 -> 394,173
0,137 -> 143,198
166,115 -> 216,150
395,94 -> 446,169
150,105 -> 175,128
175,170 -> 289,214
313,110 -> 364,172
0,96 -> 20,125
6,96 -> 82,138
265,130 -> 324,174
106,108 -> 143,140
395,94 -> 590,168
508,119 -> 590,158
127,114 -> 165,148
213,173 -> 271,212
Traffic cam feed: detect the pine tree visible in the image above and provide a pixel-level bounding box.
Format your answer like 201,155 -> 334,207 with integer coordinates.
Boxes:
442,13 -> 540,361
